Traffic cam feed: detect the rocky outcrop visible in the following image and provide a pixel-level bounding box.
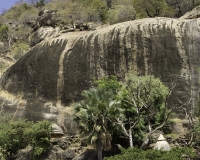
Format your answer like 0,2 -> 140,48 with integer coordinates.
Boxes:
180,6 -> 200,19
1,16 -> 200,116
30,26 -> 60,46
33,8 -> 58,31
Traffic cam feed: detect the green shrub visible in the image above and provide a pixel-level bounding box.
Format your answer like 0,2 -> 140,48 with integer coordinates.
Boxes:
104,147 -> 197,160
0,24 -> 8,42
24,120 -> 52,158
0,118 -> 51,159
0,119 -> 32,159
11,41 -> 29,60
0,62 -> 9,77
108,5 -> 136,24
94,75 -> 121,94
192,118 -> 200,147
4,3 -> 32,20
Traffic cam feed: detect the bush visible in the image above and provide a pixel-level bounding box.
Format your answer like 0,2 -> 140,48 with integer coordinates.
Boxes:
0,24 -> 8,42
4,3 -> 32,20
94,75 -> 121,94
0,119 -> 32,159
104,147 -> 197,160
24,120 -> 52,158
108,5 -> 136,24
11,41 -> 29,60
192,118 -> 200,147
0,118 -> 51,159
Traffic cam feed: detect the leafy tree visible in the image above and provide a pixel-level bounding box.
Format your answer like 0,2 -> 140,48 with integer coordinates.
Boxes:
94,75 -> 144,147
80,0 -> 108,22
116,74 -> 172,148
75,75 -> 173,150
0,24 -> 8,42
73,87 -> 120,160
94,75 -> 121,94
108,5 -> 136,24
17,6 -> 38,24
2,3 -> 37,51
47,1 -> 86,27
47,0 -> 108,26
166,0 -> 200,17
0,119 -> 31,159
133,0 -> 174,18
0,119 -> 51,159
4,3 -> 32,20
24,120 -> 51,158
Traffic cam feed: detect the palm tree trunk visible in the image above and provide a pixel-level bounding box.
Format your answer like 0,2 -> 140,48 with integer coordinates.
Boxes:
97,139 -> 102,160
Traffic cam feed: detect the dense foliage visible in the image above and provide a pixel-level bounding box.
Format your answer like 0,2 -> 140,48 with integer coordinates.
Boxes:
118,74 -> 171,148
74,75 -> 173,159
0,24 -> 8,43
0,0 -> 199,159
94,75 -> 121,94
73,87 -> 120,160
121,74 -> 169,126
133,0 -> 175,18
0,115 -> 51,159
104,147 -> 197,160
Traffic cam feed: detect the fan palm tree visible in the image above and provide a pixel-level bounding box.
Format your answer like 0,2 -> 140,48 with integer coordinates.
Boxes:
73,87 -> 120,160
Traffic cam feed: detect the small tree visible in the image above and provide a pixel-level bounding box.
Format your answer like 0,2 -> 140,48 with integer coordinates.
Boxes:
108,5 -> 136,24
73,87 -> 120,160
0,119 -> 31,159
93,74 -> 173,148
133,0 -> 174,18
116,74 -> 173,148
166,0 -> 200,17
0,119 -> 51,159
0,24 -> 8,43
24,120 -> 51,158
94,75 -> 121,94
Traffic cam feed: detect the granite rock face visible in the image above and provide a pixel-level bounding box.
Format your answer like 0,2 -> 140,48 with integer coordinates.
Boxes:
30,26 -> 60,47
1,17 -> 200,115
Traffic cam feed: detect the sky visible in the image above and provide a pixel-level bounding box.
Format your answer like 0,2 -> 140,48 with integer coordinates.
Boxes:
0,0 -> 18,14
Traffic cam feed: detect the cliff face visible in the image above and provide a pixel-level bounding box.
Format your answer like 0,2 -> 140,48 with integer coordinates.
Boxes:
1,17 -> 200,114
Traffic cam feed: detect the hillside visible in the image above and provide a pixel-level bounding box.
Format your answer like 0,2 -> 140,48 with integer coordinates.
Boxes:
0,1 -> 200,159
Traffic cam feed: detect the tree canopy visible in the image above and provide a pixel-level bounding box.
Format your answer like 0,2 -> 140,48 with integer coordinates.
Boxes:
74,74 -> 173,159
73,87 -> 120,160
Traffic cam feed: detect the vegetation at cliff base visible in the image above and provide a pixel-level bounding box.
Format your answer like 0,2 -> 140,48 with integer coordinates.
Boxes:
73,74 -> 174,160
1,0 -> 200,159
0,114 -> 51,159
104,147 -> 197,160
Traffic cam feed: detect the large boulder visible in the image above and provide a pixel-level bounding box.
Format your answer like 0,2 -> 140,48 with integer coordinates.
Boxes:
1,15 -> 200,116
33,8 -> 58,31
30,26 -> 60,46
